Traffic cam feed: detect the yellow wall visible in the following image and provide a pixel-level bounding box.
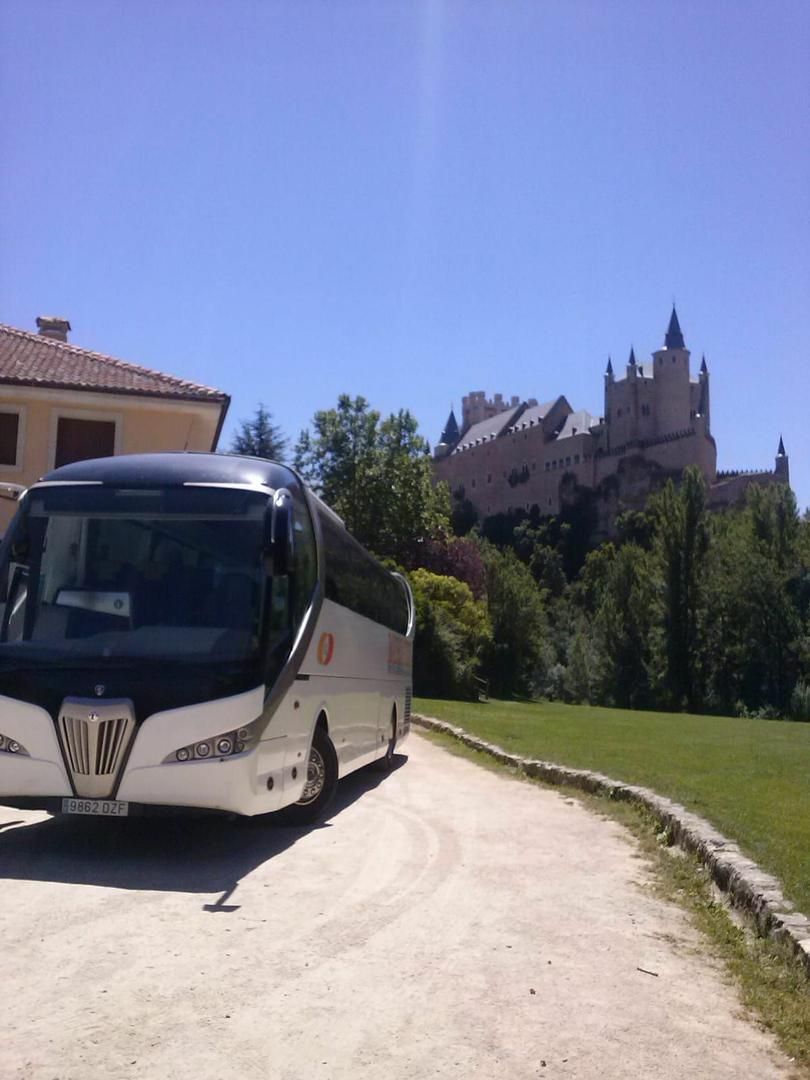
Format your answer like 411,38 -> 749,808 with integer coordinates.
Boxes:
0,389 -> 224,533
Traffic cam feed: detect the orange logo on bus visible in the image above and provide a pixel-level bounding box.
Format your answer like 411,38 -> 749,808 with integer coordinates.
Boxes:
317,632 -> 335,666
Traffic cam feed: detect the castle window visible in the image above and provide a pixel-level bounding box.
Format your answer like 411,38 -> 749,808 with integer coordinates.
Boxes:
487,474 -> 492,484
574,454 -> 580,464
617,407 -> 622,418
552,460 -> 558,470
532,462 -> 536,471
545,462 -> 550,471
565,456 -> 571,466
471,478 -> 476,488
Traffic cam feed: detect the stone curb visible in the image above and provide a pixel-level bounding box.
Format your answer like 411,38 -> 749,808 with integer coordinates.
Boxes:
413,713 -> 810,977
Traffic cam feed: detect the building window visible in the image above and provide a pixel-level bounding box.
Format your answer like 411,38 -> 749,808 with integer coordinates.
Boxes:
54,416 -> 117,468
532,462 -> 536,471
0,411 -> 21,467
487,473 -> 492,484
574,454 -> 580,464
545,462 -> 550,471
471,478 -> 476,488
552,460 -> 558,470
565,456 -> 571,466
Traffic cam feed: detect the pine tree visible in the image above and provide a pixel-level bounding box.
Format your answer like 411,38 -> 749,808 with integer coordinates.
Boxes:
229,404 -> 287,461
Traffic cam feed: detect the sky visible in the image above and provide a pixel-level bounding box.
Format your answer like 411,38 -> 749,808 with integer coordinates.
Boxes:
2,1 -> 809,510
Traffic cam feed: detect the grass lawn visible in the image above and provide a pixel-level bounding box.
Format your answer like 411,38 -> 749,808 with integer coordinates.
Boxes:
414,697 -> 810,918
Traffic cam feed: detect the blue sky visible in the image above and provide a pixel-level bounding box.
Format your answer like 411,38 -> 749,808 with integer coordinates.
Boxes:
2,1 -> 808,510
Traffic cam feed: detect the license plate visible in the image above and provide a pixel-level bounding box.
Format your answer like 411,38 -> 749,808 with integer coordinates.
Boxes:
61,798 -> 129,817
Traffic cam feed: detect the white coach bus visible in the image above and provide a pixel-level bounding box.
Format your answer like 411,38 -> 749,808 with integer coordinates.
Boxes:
0,453 -> 413,824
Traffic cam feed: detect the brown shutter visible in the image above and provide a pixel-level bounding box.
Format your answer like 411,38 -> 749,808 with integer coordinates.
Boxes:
0,412 -> 20,466
55,418 -> 116,468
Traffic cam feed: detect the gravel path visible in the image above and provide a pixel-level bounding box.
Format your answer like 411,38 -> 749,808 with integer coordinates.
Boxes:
0,732 -> 792,1079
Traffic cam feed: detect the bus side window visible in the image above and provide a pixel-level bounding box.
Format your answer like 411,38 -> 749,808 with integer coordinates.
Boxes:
292,501 -> 317,627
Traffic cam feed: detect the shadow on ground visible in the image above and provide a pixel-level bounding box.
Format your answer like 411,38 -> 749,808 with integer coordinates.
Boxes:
0,754 -> 407,904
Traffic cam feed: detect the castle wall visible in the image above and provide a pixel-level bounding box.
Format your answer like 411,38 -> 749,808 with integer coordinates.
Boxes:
434,422 -> 597,518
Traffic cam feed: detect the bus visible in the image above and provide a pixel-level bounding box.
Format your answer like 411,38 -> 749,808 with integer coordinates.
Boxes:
0,452 -> 414,824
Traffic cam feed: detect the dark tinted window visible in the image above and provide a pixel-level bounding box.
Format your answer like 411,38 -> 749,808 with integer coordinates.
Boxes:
319,512 -> 408,634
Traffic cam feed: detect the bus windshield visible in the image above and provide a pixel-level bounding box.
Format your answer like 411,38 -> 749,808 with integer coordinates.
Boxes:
0,485 -> 272,666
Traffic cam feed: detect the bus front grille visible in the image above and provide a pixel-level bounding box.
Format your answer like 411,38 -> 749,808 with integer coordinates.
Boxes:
58,698 -> 135,798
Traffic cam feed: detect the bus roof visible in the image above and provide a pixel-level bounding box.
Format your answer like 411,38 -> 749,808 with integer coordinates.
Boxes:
39,452 -> 300,493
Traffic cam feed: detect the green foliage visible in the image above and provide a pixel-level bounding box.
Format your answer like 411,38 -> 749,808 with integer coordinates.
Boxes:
478,540 -> 549,698
409,569 -> 491,699
592,543 -> 655,708
229,403 -> 287,461
294,395 -> 451,566
649,468 -> 709,710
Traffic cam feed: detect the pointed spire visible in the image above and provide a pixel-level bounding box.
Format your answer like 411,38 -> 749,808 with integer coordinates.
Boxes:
628,346 -> 636,366
777,435 -> 786,457
665,305 -> 685,349
440,408 -> 460,446
605,356 -> 613,376
700,354 -> 708,375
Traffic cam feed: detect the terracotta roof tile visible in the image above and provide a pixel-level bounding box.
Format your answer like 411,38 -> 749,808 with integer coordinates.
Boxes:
0,323 -> 228,404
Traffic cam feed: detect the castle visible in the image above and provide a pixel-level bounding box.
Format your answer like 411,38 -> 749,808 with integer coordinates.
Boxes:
433,308 -> 789,532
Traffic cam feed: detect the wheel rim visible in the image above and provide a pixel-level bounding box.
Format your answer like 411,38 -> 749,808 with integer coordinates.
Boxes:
298,745 -> 326,805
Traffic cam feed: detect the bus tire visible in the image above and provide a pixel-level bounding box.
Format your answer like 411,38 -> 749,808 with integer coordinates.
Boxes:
375,712 -> 397,772
279,725 -> 338,825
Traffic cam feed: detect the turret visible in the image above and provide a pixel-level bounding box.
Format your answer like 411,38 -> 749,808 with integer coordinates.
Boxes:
695,353 -> 711,432
775,435 -> 790,482
651,306 -> 691,436
626,346 -> 637,378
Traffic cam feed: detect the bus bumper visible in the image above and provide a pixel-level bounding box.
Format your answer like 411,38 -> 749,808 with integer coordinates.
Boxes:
117,737 -> 291,816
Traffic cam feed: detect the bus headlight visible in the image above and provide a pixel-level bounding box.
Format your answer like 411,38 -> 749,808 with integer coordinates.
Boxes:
163,717 -> 263,764
0,733 -> 29,756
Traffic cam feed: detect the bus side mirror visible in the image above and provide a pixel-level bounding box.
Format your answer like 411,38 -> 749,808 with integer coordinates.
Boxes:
266,490 -> 294,575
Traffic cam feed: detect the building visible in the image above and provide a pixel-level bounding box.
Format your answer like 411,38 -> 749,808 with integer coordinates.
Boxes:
433,308 -> 788,531
0,316 -> 230,531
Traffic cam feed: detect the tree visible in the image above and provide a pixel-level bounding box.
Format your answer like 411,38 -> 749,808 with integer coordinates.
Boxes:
294,395 -> 450,566
229,404 -> 287,461
649,468 -> 709,711
592,542 -> 655,708
409,569 -> 491,698
478,540 -> 549,698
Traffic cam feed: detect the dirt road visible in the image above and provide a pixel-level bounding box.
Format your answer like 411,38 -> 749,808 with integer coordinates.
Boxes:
0,733 -> 791,1079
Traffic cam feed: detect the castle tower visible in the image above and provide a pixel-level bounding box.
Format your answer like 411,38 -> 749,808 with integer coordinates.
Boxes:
651,306 -> 692,436
775,435 -> 790,483
695,354 -> 711,432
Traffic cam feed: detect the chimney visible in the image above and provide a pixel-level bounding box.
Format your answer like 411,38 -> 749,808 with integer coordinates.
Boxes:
36,316 -> 71,343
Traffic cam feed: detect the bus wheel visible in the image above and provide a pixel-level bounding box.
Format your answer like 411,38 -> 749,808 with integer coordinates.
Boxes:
279,726 -> 338,825
376,713 -> 397,772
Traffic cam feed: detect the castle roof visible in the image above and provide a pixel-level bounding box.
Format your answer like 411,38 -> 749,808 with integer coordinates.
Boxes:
454,405 -> 521,451
665,306 -> 685,349
555,410 -> 599,440
506,399 -> 559,432
439,408 -> 460,446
